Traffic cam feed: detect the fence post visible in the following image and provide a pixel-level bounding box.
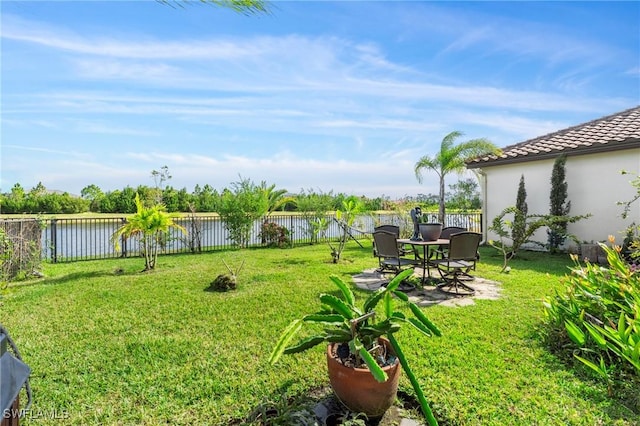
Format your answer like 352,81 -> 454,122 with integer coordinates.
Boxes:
50,219 -> 57,263
120,218 -> 127,258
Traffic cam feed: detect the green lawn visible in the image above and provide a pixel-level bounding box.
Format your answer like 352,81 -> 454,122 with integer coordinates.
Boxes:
3,242 -> 638,425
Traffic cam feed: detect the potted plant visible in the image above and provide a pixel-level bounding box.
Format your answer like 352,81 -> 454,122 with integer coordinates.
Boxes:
268,269 -> 441,425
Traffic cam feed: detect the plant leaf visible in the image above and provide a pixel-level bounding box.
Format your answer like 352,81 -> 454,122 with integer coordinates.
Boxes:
303,313 -> 346,324
409,303 -> 442,337
384,292 -> 392,318
564,320 -> 586,346
354,338 -> 387,383
319,294 -> 354,320
330,275 -> 355,307
283,335 -> 326,354
392,290 -> 409,302
388,334 -> 438,426
386,269 -> 414,292
407,317 -> 433,337
363,287 -> 386,313
269,319 -> 302,365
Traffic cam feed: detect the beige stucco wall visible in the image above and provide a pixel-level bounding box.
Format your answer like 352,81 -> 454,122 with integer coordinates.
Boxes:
477,148 -> 640,250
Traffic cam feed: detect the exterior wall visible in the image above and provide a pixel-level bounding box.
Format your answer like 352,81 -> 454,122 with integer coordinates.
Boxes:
478,148 -> 640,250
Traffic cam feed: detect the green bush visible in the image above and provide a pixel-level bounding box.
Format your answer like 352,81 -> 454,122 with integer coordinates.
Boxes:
543,238 -> 639,395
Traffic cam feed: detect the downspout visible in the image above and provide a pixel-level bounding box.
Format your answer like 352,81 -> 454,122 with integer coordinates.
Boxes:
472,168 -> 488,243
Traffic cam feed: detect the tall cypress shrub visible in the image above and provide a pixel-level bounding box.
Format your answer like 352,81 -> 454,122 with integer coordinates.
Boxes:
548,154 -> 571,252
511,174 -> 528,251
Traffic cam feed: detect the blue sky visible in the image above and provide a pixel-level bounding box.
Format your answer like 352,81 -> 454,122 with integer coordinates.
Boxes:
1,1 -> 638,199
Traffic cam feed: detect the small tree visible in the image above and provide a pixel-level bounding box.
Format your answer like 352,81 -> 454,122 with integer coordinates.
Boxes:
328,197 -> 364,263
111,193 -> 186,271
548,154 -> 571,252
216,177 -> 269,248
489,206 -> 590,272
296,189 -> 333,244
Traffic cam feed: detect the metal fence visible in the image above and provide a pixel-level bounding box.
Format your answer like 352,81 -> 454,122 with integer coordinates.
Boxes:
1,212 -> 482,263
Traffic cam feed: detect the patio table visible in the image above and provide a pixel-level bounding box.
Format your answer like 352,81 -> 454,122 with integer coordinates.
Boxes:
396,238 -> 450,284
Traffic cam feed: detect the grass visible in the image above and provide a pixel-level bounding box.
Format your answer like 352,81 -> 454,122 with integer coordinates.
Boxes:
3,242 -> 639,425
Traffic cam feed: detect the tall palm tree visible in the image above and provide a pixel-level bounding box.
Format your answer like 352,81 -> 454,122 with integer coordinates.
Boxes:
414,131 -> 499,224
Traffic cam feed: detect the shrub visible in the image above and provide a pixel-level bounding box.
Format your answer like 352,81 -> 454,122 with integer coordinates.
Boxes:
0,219 -> 44,282
259,221 -> 291,248
543,237 -> 639,395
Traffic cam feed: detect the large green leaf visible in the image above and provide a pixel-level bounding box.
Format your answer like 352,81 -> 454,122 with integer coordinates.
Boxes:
409,303 -> 442,337
407,318 -> 434,337
283,335 -> 326,354
564,320 -> 586,346
319,294 -> 355,320
329,275 -> 356,307
363,287 -> 386,313
350,338 -> 387,383
386,269 -> 414,292
303,313 -> 346,324
388,334 -> 438,426
268,319 -> 302,365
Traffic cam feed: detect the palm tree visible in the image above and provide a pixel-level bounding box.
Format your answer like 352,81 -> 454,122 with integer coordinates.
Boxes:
414,131 -> 499,224
111,193 -> 186,271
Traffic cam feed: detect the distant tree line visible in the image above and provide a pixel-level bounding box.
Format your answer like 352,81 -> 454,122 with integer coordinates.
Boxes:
0,177 -> 480,215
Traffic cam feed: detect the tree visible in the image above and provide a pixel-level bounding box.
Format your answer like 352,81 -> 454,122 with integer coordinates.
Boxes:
447,178 -> 481,211
81,184 -> 105,212
295,189 -> 334,244
260,182 -> 294,216
547,154 -> 571,253
111,193 -> 186,271
414,131 -> 499,224
512,175 -> 528,252
489,207 -> 590,272
328,196 -> 364,263
216,177 -> 269,248
150,165 -> 172,205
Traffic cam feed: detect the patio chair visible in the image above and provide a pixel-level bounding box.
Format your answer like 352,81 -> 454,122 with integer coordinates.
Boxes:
373,225 -> 410,256
372,230 -> 420,276
433,226 -> 468,259
430,231 -> 482,296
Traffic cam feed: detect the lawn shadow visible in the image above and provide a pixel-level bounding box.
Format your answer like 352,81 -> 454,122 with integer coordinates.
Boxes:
8,269 -> 129,288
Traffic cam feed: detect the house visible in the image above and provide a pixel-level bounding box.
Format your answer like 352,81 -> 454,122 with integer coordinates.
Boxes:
466,105 -> 640,250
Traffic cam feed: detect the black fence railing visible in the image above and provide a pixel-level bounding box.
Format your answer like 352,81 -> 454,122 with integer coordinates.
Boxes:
1,212 -> 482,263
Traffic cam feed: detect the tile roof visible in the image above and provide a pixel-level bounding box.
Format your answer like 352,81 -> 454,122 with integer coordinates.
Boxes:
466,105 -> 640,168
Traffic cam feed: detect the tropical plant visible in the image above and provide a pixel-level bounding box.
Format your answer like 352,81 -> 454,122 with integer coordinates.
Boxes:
543,238 -> 639,395
328,197 -> 363,263
111,193 -> 186,271
414,131 -> 499,224
260,181 -> 294,216
548,154 -> 571,252
269,269 -> 441,425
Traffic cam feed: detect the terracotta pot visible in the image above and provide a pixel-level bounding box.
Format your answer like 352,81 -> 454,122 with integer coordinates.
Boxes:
419,223 -> 443,241
326,339 -> 401,418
